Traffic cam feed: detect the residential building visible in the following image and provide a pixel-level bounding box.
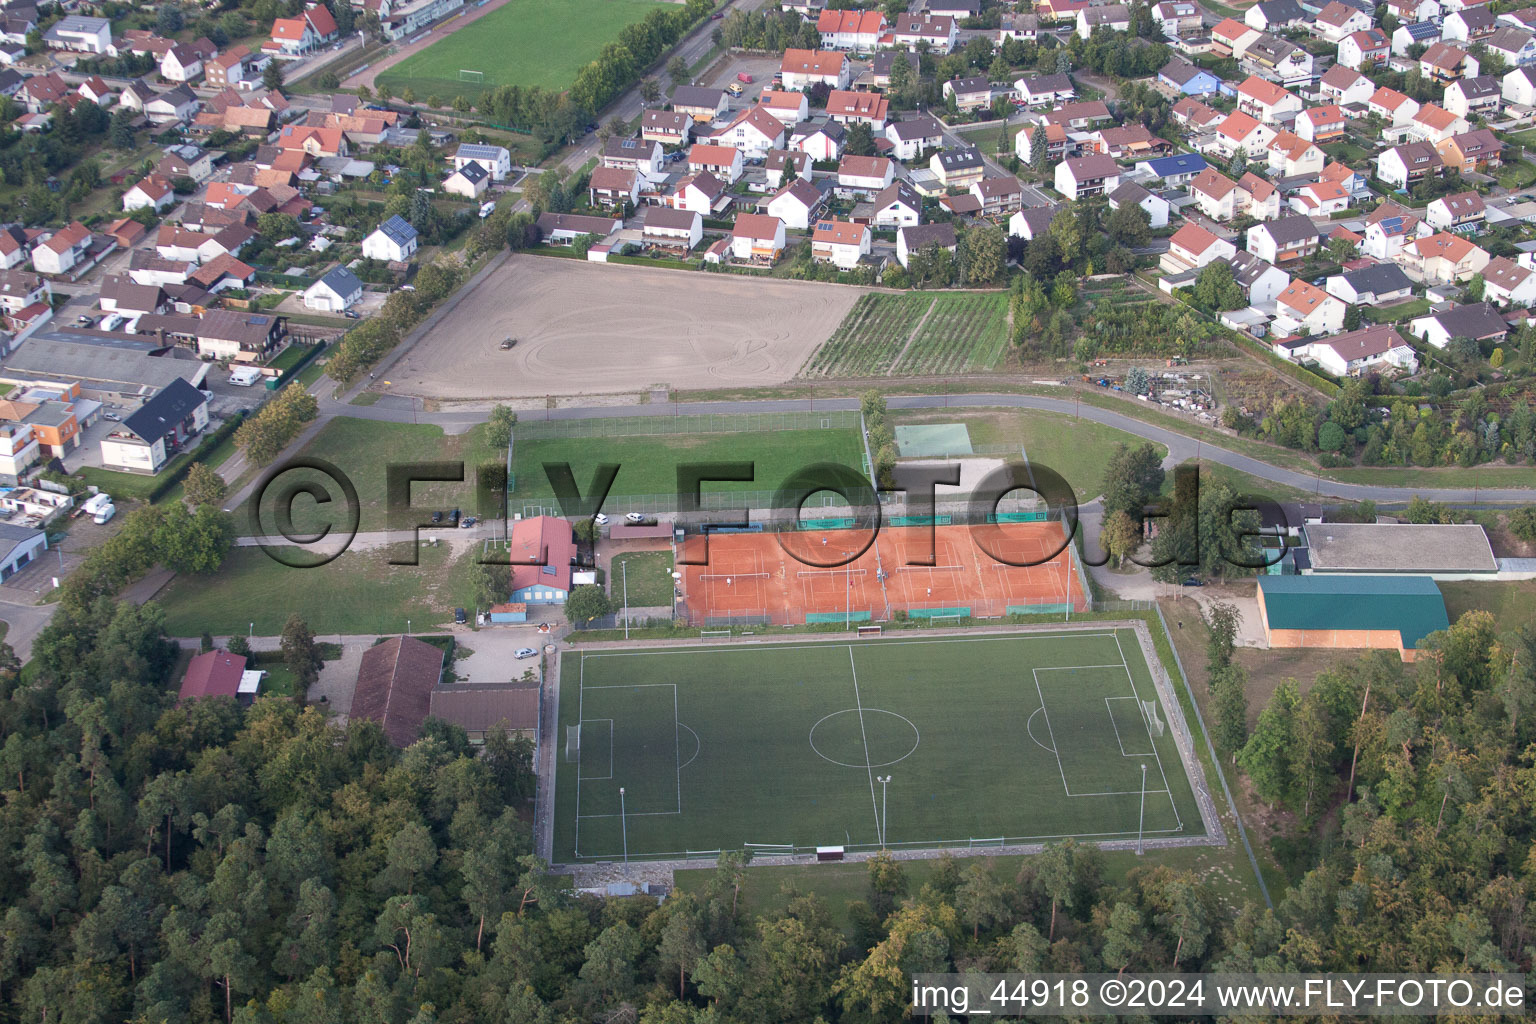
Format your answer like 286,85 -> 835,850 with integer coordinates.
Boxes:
710,106 -> 786,159
1268,131 -> 1325,176
764,150 -> 810,189
971,176 -> 1024,216
1190,168 -> 1241,221
205,46 -> 252,89
1108,180 -> 1169,229
1484,26 -> 1536,68
1296,105 -> 1348,143
442,160 -> 489,198
810,218 -> 870,269
122,176 -> 175,213
99,378 -> 208,474
1210,111 -> 1275,158
1325,262 -> 1416,305
816,7 -> 887,49
885,113 -> 945,161
671,86 -> 728,121
453,143 -> 512,181
641,109 -> 693,145
836,154 -> 894,195
1420,41 -> 1477,82
1368,86 -> 1420,125
161,43 -> 205,83
1436,129 -> 1502,173
1153,0 -> 1202,37
195,309 -> 283,361
779,49 -> 849,90
687,144 -> 743,183
1444,7 -> 1498,42
362,214 -> 418,262
931,146 -> 985,187
757,90 -> 809,126
1137,151 -> 1209,185
534,213 -> 621,244
1503,66 -> 1536,106
1426,191 -> 1486,231
1016,73 -> 1077,106
1291,178 -> 1352,215
1009,205 -> 1060,240
1443,75 -> 1501,117
1161,222 -> 1238,272
729,214 -> 786,263
890,13 -> 957,51
1337,28 -> 1390,69
1314,1 -> 1371,42
302,265 -> 363,311
1230,250 -> 1292,306
1376,141 -> 1444,188
1157,60 -> 1222,96
1237,75 -> 1304,123
641,208 -> 702,253
587,166 -> 638,208
1246,0 -> 1306,31
1247,215 -> 1320,264
1319,66 -> 1373,107
1274,278 -> 1346,335
178,650 -> 247,703
1479,257 -> 1536,306
943,76 -> 993,111
1363,203 -> 1421,260
1409,104 -> 1469,144
1401,233 -> 1490,284
766,179 -> 826,230
1409,302 -> 1507,347
602,136 -> 664,175
1392,20 -> 1443,56
1302,324 -> 1420,375
1054,153 -> 1120,200
673,172 -> 725,215
1078,3 -> 1132,38
32,222 -> 91,276
872,181 -> 922,228
792,121 -> 845,162
1212,17 -> 1262,56
43,15 -> 110,53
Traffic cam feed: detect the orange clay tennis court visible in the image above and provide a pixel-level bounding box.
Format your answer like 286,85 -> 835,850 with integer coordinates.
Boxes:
678,521 -> 1088,626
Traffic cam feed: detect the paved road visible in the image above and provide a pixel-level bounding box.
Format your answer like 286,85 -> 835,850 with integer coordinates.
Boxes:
318,390 -> 1536,504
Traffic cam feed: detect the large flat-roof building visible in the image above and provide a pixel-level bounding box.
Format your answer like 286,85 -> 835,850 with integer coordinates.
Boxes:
1256,575 -> 1449,661
1301,522 -> 1497,578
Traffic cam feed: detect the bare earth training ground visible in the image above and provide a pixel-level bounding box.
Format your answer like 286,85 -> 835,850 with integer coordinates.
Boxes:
385,256 -> 864,399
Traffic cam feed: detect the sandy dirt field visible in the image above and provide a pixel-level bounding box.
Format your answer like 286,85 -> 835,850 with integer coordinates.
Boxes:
382,256 -> 863,399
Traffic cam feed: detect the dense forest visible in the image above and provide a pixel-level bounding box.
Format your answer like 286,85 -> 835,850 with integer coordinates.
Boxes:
1,591 -> 1534,1022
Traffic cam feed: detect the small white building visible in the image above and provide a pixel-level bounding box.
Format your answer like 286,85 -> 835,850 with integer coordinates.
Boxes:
442,160 -> 490,199
642,208 -> 702,253
122,176 -> 175,213
31,222 -> 92,276
303,265 -> 363,312
361,214 -> 418,263
766,179 -> 825,231
1301,324 -> 1419,376
453,143 -> 512,181
1053,154 -> 1119,201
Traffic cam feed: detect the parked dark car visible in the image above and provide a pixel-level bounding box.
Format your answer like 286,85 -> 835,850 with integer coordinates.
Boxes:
454,607 -> 467,624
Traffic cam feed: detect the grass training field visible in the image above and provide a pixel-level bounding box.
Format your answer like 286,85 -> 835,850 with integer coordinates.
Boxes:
553,629 -> 1207,862
376,0 -> 666,101
510,426 -> 866,509
801,292 -> 1012,378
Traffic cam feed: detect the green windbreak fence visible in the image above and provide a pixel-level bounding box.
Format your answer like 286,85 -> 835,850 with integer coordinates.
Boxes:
799,517 -> 856,530
987,511 -> 1050,523
888,515 -> 952,526
805,611 -> 872,624
909,607 -> 970,619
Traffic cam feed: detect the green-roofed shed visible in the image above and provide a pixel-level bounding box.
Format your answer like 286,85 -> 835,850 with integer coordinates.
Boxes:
1256,575 -> 1449,662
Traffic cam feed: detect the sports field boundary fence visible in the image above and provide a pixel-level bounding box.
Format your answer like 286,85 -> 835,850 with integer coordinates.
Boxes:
552,620 -> 1228,867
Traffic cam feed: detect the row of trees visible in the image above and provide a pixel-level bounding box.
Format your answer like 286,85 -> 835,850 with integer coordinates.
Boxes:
234,383 -> 319,468
326,258 -> 465,384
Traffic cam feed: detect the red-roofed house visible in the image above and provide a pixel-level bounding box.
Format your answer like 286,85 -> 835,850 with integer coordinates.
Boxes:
123,175 -> 175,213
811,218 -> 871,269
817,7 -> 888,49
508,516 -> 577,604
1338,28 -> 1390,70
825,89 -> 889,128
1209,110 -> 1275,158
1161,222 -> 1237,273
1401,232 -> 1489,284
179,650 -> 248,703
351,635 -> 444,747
1295,105 -> 1348,143
1274,278 -> 1346,335
1267,131 -> 1324,176
730,213 -> 787,262
1236,75 -> 1303,123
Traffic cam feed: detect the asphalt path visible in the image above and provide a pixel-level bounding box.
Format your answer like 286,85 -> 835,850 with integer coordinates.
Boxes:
315,390 -> 1536,504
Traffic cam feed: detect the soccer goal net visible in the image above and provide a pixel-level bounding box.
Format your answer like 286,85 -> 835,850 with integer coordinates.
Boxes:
458,69 -> 485,83
1142,699 -> 1165,738
565,724 -> 580,762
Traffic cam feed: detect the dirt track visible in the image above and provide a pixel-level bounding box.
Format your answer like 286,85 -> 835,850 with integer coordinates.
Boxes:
384,255 -> 863,399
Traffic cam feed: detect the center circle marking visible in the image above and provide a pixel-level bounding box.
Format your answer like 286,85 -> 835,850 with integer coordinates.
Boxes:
809,708 -> 921,768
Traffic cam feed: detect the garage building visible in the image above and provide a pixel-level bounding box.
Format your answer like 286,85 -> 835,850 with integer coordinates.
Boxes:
1256,574 -> 1449,661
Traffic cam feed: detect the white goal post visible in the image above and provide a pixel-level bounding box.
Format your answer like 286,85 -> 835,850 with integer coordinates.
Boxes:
565,724 -> 580,762
458,69 -> 485,83
1142,699 -> 1165,738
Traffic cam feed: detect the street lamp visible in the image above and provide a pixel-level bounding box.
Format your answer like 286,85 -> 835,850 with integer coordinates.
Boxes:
877,775 -> 892,847
619,787 -> 628,864
1137,763 -> 1148,856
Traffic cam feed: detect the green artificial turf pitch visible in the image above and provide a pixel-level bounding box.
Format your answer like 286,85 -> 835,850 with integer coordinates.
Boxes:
552,629 -> 1206,862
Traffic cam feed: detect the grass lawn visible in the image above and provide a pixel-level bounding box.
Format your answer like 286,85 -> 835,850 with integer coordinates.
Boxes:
1440,579 -> 1536,634
510,428 -> 866,507
1497,160 -> 1536,191
552,629 -> 1208,862
241,417 -> 501,534
609,549 -> 675,608
1362,297 -> 1431,324
891,408 -> 1168,502
1322,140 -> 1373,165
267,341 -> 321,373
376,0 -> 666,102
157,542 -> 485,636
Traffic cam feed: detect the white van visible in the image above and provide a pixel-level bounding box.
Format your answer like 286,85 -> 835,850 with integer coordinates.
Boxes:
93,502 -> 116,525
99,313 -> 124,331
